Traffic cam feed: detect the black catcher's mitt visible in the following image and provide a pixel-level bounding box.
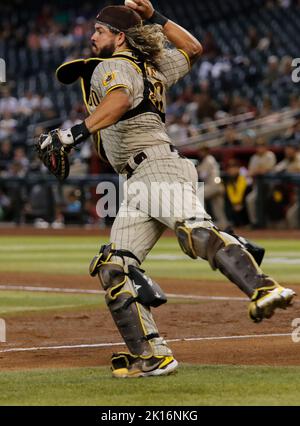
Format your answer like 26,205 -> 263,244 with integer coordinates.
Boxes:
36,131 -> 70,181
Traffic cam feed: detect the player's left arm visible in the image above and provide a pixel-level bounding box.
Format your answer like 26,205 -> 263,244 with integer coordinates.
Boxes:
162,21 -> 203,65
127,0 -> 203,64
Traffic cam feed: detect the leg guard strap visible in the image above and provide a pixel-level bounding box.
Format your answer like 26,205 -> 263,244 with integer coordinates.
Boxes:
89,243 -> 141,277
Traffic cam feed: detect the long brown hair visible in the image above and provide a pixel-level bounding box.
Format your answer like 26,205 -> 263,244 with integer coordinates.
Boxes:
125,24 -> 167,68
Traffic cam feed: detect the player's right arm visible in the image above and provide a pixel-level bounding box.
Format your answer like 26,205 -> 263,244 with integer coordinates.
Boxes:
40,60 -> 135,149
127,0 -> 203,64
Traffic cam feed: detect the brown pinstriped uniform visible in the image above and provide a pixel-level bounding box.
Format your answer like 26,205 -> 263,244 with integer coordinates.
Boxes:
89,49 -> 189,172
89,48 -> 210,356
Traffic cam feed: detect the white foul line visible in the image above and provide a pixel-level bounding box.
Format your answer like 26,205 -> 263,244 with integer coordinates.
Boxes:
1,284 -> 299,304
0,285 -> 101,295
0,284 -> 248,302
0,333 -> 292,354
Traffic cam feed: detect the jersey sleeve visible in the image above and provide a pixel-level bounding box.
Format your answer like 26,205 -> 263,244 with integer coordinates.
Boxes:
158,48 -> 191,88
91,59 -> 138,98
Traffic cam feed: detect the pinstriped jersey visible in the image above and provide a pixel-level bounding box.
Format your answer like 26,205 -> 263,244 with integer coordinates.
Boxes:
89,49 -> 190,173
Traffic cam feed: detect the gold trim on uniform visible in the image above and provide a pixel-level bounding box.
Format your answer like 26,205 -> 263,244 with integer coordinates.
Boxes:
177,49 -> 191,70
106,84 -> 131,96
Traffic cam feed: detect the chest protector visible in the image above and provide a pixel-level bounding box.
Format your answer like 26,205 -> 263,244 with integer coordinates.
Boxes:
56,54 -> 165,163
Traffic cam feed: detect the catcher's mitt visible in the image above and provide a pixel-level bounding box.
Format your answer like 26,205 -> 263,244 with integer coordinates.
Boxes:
36,131 -> 70,181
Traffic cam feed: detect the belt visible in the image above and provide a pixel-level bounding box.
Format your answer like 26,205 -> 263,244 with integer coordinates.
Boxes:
125,145 -> 178,177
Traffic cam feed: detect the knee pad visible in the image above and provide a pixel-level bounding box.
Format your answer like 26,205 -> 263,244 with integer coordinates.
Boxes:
175,219 -> 231,269
175,219 -> 268,298
89,243 -> 167,356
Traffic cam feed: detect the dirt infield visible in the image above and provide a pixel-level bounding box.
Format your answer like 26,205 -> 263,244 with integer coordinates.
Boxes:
0,272 -> 299,370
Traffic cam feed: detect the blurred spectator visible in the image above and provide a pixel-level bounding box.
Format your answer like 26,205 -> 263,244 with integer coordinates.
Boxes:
27,30 -> 41,50
197,93 -> 218,121
167,116 -> 198,146
230,95 -> 254,115
259,95 -> 273,117
13,147 -> 29,172
5,160 -> 27,178
24,184 -> 56,226
0,189 -> 11,221
272,144 -> 300,227
222,126 -> 243,146
0,88 -> 19,115
0,139 -> 13,173
279,56 -> 293,82
274,145 -> 300,173
264,56 -> 280,86
289,95 -> 300,111
197,146 -> 229,228
224,159 -> 251,226
19,91 -> 41,116
202,31 -> 221,59
2,161 -> 28,223
284,115 -> 300,144
211,56 -> 232,80
257,31 -> 275,51
279,0 -> 291,7
245,27 -> 259,50
0,112 -> 18,140
246,138 -> 277,227
198,60 -> 213,81
84,198 -> 100,225
39,95 -> 54,113
62,189 -> 83,225
241,129 -> 257,146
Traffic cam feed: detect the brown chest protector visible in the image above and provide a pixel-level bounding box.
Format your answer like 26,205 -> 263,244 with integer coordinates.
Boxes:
56,54 -> 165,164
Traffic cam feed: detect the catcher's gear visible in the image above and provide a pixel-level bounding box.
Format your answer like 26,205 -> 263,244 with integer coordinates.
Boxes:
225,228 -> 265,266
36,131 -> 70,181
127,265 -> 167,308
89,243 -> 170,356
175,219 -> 284,299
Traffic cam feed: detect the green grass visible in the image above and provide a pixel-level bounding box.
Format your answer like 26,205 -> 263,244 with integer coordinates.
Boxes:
0,365 -> 300,406
0,291 -> 104,316
0,290 -> 202,316
0,236 -> 300,283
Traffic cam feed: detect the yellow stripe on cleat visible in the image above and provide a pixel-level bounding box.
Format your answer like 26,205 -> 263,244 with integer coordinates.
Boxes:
158,356 -> 175,369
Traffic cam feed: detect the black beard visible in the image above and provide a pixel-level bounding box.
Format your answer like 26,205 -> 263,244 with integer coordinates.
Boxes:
98,43 -> 116,58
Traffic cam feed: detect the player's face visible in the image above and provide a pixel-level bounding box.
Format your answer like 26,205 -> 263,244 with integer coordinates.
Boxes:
91,23 -> 118,57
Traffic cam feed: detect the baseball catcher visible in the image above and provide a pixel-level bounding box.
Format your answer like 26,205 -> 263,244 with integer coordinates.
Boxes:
37,0 -> 295,378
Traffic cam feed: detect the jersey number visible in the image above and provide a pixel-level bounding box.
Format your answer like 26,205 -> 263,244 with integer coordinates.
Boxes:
88,89 -> 100,108
146,66 -> 165,113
